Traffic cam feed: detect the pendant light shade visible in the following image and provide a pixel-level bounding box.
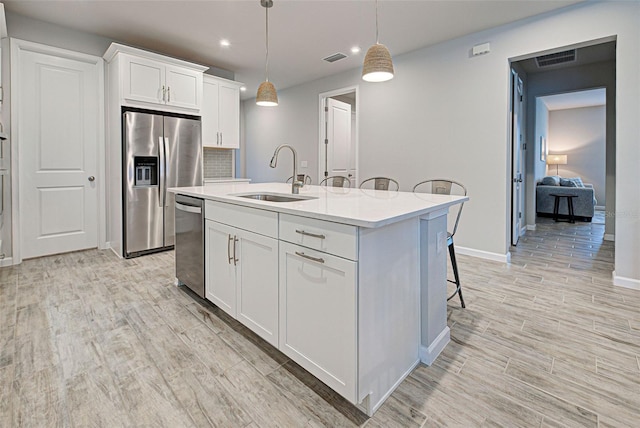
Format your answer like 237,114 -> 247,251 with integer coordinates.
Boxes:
256,81 -> 278,106
257,0 -> 278,106
362,0 -> 394,82
362,43 -> 394,82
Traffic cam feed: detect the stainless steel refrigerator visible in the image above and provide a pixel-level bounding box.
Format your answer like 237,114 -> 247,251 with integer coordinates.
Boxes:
123,109 -> 202,258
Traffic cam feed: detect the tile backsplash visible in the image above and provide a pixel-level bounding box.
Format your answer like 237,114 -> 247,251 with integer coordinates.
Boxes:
203,148 -> 233,178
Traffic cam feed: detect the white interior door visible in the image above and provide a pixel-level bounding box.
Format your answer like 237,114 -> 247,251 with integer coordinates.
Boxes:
511,70 -> 525,246
17,44 -> 100,259
324,98 -> 353,183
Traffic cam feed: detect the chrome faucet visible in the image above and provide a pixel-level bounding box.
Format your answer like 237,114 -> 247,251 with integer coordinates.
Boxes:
270,144 -> 302,194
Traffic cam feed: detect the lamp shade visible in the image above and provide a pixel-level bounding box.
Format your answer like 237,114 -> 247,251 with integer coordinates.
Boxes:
547,154 -> 568,165
256,81 -> 278,106
362,43 -> 394,82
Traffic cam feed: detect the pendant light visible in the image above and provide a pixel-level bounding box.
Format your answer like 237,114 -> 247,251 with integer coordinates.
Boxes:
362,0 -> 394,82
256,0 -> 278,106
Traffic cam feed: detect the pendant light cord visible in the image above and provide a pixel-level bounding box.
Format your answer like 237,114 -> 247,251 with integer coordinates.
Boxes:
375,0 -> 379,44
265,5 -> 270,82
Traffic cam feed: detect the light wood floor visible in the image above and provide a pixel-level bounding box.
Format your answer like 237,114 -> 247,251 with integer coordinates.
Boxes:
1,215 -> 638,427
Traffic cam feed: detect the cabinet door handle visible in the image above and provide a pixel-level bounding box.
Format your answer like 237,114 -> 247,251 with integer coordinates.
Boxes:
216,132 -> 220,145
295,229 -> 326,239
233,236 -> 239,265
167,86 -> 171,102
162,85 -> 166,102
295,251 -> 325,264
220,132 -> 223,145
228,234 -> 233,264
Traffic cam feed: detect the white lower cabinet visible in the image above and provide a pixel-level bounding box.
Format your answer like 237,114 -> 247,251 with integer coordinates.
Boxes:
203,200 -> 419,416
205,218 -> 279,347
279,241 -> 358,402
205,220 -> 237,316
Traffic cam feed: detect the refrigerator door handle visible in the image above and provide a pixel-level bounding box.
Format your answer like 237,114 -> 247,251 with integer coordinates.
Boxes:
163,137 -> 170,207
158,136 -> 165,207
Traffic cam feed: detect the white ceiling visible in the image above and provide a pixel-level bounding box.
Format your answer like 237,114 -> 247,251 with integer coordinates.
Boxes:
540,88 -> 606,111
3,0 -> 584,100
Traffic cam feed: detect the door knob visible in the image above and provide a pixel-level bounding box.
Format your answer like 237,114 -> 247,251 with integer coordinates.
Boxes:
88,176 -> 95,182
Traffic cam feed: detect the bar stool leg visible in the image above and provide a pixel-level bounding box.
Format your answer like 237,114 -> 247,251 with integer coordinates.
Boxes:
447,241 -> 465,308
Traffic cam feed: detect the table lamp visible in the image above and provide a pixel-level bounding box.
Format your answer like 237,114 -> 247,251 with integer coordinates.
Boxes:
547,154 -> 567,175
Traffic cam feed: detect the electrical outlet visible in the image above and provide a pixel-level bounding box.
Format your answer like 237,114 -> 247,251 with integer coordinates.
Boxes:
300,160 -> 308,168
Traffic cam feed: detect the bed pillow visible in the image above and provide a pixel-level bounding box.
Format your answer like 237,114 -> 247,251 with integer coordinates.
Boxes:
541,176 -> 560,186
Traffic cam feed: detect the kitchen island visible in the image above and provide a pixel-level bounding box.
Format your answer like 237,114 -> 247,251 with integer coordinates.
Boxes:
170,182 -> 467,416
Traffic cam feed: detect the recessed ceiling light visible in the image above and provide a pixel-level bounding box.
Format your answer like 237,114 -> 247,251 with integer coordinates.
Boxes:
220,39 -> 230,47
240,86 -> 247,92
351,46 -> 361,54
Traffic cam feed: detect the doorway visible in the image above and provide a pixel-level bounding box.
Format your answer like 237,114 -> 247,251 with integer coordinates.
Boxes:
509,38 -> 616,249
318,86 -> 358,187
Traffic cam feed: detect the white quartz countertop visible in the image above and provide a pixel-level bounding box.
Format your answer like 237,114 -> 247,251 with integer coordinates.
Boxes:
169,182 -> 468,228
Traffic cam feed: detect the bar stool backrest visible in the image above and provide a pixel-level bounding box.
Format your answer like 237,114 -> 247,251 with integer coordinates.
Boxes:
359,177 -> 399,191
413,179 -> 467,237
319,176 -> 351,188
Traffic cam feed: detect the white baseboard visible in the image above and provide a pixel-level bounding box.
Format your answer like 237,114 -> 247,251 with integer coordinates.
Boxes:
419,326 -> 450,366
456,246 -> 511,263
613,271 -> 640,290
520,225 -> 527,236
0,256 -> 14,267
595,206 -> 605,211
526,224 -> 537,231
604,234 -> 615,242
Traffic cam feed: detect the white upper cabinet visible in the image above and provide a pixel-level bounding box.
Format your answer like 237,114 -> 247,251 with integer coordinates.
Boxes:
202,75 -> 242,149
104,43 -> 207,114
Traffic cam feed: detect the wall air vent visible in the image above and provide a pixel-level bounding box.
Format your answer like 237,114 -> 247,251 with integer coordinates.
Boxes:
535,50 -> 577,68
323,53 -> 347,63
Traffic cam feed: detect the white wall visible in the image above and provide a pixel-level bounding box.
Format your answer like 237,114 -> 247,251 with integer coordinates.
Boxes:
242,1 -> 640,285
548,106 -> 606,205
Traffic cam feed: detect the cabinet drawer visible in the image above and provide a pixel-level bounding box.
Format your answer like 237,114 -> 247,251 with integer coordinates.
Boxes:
279,213 -> 357,260
206,200 -> 278,238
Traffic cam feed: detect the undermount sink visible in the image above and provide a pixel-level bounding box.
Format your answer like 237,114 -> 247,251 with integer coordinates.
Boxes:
232,193 -> 317,203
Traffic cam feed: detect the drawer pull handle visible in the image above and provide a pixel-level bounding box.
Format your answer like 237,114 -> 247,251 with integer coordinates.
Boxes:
295,251 -> 325,264
295,229 -> 326,239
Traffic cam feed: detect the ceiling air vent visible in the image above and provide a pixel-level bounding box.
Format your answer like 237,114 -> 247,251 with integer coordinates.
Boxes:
536,50 -> 577,68
323,53 -> 347,63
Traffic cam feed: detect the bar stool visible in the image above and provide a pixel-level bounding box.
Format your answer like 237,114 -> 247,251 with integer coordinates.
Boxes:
413,179 -> 467,308
319,176 -> 351,187
359,177 -> 399,191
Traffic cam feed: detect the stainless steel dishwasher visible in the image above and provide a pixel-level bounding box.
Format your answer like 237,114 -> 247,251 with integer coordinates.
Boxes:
175,194 -> 205,298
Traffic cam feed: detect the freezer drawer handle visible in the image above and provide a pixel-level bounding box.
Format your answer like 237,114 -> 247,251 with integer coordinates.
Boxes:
295,251 -> 325,264
175,202 -> 201,214
295,229 -> 326,240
